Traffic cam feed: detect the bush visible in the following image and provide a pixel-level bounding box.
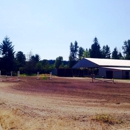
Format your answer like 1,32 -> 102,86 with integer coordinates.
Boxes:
40,74 -> 48,80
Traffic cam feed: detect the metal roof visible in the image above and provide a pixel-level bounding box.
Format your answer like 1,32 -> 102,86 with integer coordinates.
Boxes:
85,58 -> 130,67
102,67 -> 130,71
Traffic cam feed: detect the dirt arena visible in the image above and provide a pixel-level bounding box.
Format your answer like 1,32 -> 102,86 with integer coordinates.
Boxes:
0,76 -> 130,130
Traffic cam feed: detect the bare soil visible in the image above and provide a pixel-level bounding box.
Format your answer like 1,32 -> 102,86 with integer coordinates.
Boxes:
0,76 -> 130,130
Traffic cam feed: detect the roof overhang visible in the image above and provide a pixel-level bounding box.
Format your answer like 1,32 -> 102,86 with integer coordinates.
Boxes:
101,67 -> 130,71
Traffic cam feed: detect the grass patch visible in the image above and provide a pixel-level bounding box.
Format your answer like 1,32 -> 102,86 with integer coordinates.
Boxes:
0,110 -> 21,129
0,110 -> 125,130
92,113 -> 123,125
20,74 -> 27,77
20,74 -> 37,76
40,74 -> 48,80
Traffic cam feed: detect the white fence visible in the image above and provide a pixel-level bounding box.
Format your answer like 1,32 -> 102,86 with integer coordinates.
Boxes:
0,71 -> 20,82
91,74 -> 114,83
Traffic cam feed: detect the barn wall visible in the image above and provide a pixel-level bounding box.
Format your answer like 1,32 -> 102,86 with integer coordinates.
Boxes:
113,71 -> 122,79
52,69 -> 57,75
98,68 -> 106,78
122,71 -> 130,79
98,68 -> 123,79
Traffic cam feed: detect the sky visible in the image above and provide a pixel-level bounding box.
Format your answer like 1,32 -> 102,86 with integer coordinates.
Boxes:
0,0 -> 130,60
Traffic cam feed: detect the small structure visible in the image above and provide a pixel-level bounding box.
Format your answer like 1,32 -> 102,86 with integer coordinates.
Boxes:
73,58 -> 130,79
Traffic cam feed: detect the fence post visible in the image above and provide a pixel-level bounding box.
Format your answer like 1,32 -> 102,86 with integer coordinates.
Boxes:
91,74 -> 95,83
113,78 -> 114,83
50,72 -> 52,80
17,71 -> 20,81
11,71 -> 12,77
37,72 -> 39,79
92,77 -> 93,83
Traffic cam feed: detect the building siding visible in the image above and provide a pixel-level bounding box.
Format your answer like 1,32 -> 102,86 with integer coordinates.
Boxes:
113,71 -> 122,79
72,58 -> 130,79
98,68 -> 123,79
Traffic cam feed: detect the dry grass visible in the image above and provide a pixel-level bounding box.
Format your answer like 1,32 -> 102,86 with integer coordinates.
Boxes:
0,109 -> 110,130
0,108 -> 42,130
92,113 -> 123,125
0,109 -> 128,130
0,109 -> 21,130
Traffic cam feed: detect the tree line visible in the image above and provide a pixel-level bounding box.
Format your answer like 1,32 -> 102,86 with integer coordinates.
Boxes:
0,36 -> 130,74
0,37 -> 68,75
69,37 -> 130,67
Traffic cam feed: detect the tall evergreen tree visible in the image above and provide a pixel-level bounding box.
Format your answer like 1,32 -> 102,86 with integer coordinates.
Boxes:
69,41 -> 79,68
89,37 -> 102,58
112,47 -> 122,59
101,45 -> 111,58
112,48 -> 118,59
122,40 -> 130,59
78,47 -> 85,60
0,37 -> 15,72
118,52 -> 123,59
69,41 -> 79,61
16,51 -> 26,69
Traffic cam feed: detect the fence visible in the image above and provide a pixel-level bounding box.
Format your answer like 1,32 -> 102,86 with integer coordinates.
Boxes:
91,74 -> 114,83
0,71 -> 20,82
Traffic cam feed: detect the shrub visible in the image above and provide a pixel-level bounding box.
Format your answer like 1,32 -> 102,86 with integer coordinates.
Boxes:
40,74 -> 48,80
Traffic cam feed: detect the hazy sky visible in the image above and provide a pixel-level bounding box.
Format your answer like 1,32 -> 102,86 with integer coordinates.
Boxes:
0,0 -> 130,60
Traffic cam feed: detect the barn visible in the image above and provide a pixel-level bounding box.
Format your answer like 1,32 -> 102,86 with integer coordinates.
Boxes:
72,58 -> 130,79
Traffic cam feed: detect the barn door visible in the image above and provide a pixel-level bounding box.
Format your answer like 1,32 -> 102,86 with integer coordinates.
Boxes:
106,71 -> 113,79
125,71 -> 129,79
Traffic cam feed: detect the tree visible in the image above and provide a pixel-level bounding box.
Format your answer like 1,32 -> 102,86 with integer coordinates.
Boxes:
41,59 -> 50,71
23,53 -> 40,75
122,40 -> 130,59
78,47 -> 85,60
101,45 -> 111,58
30,54 -> 40,63
42,59 -> 49,67
36,62 -> 43,72
112,47 -> 122,59
118,52 -> 123,59
69,41 -> 79,61
69,41 -> 79,68
89,37 -> 102,58
55,56 -> 63,68
83,48 -> 90,58
16,51 -> 26,69
112,48 -> 118,59
0,37 -> 15,72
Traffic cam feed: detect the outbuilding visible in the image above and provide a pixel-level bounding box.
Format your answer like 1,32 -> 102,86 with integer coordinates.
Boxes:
72,58 -> 130,79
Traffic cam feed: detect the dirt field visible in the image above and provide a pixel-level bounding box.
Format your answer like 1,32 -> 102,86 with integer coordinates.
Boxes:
0,76 -> 130,130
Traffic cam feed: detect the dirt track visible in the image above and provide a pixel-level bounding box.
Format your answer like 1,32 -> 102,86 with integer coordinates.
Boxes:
0,76 -> 130,130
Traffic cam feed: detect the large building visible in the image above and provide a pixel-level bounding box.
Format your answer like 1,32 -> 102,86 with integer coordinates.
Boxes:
73,58 -> 130,79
